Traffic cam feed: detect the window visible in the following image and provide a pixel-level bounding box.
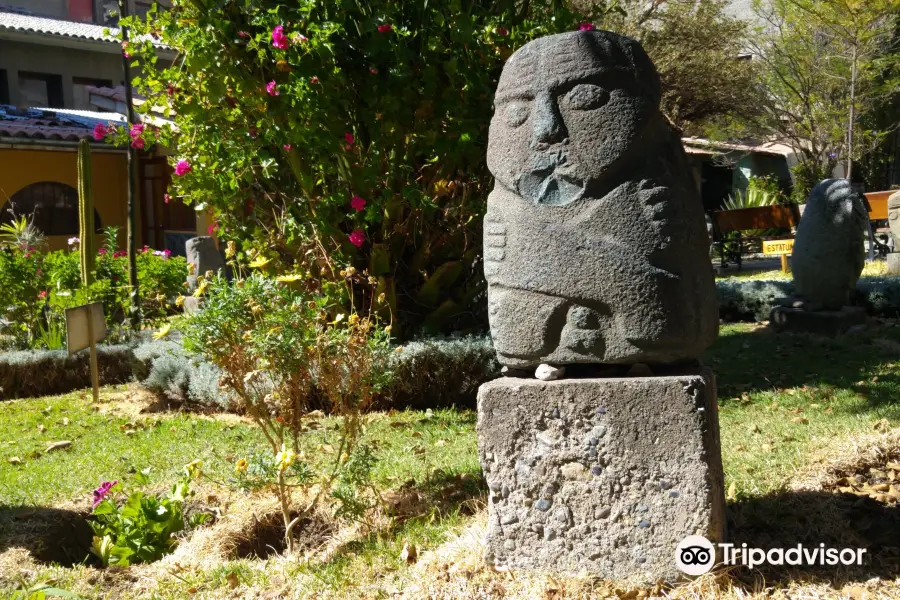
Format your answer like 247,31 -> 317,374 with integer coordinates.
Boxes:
73,77 -> 112,111
18,72 -> 64,108
6,182 -> 102,236
0,70 -> 8,105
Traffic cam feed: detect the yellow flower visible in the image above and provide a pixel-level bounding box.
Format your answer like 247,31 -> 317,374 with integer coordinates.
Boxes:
345,266 -> 357,277
368,276 -> 377,285
225,240 -> 237,259
384,325 -> 392,334
248,255 -> 271,269
175,295 -> 185,307
251,304 -> 263,315
334,313 -> 345,324
275,444 -> 295,473
377,293 -> 386,304
152,323 -> 171,340
276,273 -> 303,283
193,279 -> 209,297
187,262 -> 196,275
348,314 -> 360,326
184,459 -> 203,478
234,459 -> 248,473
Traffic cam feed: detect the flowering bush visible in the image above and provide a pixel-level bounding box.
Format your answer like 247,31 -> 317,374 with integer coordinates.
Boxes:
117,0 -> 612,335
89,465 -> 210,567
180,258 -> 391,549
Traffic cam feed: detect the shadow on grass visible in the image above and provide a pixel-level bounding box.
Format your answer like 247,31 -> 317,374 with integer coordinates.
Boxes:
316,467 -> 486,571
0,505 -> 95,567
708,324 -> 900,415
726,490 -> 900,584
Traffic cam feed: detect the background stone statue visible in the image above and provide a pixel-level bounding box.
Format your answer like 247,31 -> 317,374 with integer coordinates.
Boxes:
888,190 -> 900,249
484,30 -> 717,369
792,179 -> 867,310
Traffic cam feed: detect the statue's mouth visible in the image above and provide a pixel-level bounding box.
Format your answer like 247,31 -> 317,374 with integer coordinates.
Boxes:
517,166 -> 585,206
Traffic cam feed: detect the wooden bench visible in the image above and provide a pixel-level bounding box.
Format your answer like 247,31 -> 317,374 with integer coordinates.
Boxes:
711,204 -> 801,269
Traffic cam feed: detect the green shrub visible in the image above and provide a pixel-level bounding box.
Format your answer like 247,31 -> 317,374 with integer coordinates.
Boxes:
0,345 -> 133,400
379,334 -> 499,409
118,0 -> 613,336
43,249 -> 81,291
180,273 -> 391,550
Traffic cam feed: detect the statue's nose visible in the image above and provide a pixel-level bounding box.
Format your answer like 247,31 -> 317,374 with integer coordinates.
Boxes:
531,93 -> 566,149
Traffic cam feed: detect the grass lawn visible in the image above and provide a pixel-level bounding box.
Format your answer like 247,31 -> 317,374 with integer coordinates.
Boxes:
2,322 -> 900,598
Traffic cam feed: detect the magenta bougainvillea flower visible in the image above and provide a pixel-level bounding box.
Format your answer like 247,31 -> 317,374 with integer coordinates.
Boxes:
344,132 -> 355,146
283,144 -> 293,151
349,229 -> 366,247
497,26 -> 508,36
350,195 -> 366,212
266,80 -> 279,96
92,123 -> 107,141
272,25 -> 289,49
129,123 -> 145,137
377,23 -> 393,33
174,159 -> 192,176
92,481 -> 117,508
98,248 -> 107,255
238,31 -> 249,39
310,76 -> 319,84
38,290 -> 47,300
131,137 -> 146,150
578,23 -> 595,31
164,194 -> 170,204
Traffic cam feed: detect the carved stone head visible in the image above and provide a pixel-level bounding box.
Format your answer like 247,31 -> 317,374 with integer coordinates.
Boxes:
484,30 -> 718,369
487,31 -> 661,206
888,190 -> 900,247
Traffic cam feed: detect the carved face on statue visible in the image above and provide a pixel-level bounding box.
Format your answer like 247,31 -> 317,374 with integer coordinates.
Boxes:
487,31 -> 661,207
484,30 -> 718,369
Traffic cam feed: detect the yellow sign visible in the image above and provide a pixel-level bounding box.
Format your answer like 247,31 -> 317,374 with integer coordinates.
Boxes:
762,239 -> 794,256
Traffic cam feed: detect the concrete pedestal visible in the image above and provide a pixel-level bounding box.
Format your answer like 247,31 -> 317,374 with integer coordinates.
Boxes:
770,305 -> 866,336
477,368 -> 724,583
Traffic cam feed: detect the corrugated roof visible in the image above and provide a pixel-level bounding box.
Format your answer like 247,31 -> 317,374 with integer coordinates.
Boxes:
0,105 -> 124,142
0,9 -> 119,44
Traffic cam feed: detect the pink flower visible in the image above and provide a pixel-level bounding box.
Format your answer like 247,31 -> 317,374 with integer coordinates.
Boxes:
131,137 -> 146,150
163,249 -> 172,258
92,123 -> 107,141
129,123 -> 145,137
350,195 -> 366,212
344,133 -> 355,145
208,221 -> 217,235
266,80 -> 279,96
122,42 -> 131,58
164,194 -> 171,204
238,31 -> 249,39
497,26 -> 508,36
283,144 -> 293,151
92,481 -> 117,508
98,248 -> 108,255
349,229 -> 366,248
142,245 -> 149,253
377,23 -> 393,33
272,25 -> 289,49
38,290 -> 47,300
578,23 -> 595,31
174,159 -> 192,176
369,67 -> 378,75
310,76 -> 319,84
167,84 -> 176,97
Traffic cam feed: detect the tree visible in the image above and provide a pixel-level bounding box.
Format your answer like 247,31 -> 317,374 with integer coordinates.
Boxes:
750,0 -> 900,190
597,0 -> 763,135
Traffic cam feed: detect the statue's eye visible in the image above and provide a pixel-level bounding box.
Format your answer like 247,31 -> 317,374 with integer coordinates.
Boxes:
564,84 -> 609,110
503,102 -> 530,128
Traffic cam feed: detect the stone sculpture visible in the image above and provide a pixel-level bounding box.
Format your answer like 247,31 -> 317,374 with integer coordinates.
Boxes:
484,29 -> 717,370
791,179 -> 867,310
888,191 -> 900,248
477,30 -> 725,583
185,236 -> 226,292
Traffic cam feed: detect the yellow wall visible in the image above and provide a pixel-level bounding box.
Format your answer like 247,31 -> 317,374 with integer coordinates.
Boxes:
0,147 -> 129,251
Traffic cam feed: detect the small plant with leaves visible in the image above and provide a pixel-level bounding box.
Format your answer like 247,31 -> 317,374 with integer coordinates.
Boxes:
88,464 -> 210,567
181,248 -> 391,551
